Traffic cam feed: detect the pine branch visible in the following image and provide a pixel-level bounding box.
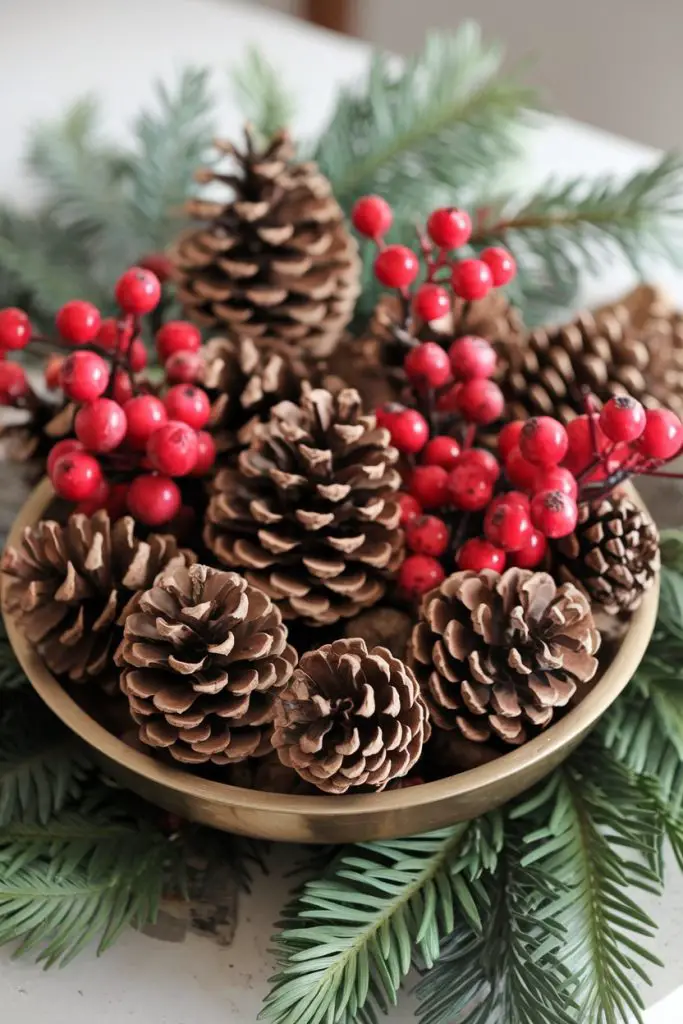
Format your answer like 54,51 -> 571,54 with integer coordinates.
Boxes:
231,48 -> 296,143
262,816 -> 503,1024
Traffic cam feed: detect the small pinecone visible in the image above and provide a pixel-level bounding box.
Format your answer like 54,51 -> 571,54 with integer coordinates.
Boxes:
204,387 -> 404,626
0,401 -> 74,475
410,569 -> 600,746
2,511 -> 195,683
554,495 -> 660,615
272,637 -> 430,793
170,129 -> 360,359
116,564 -> 297,765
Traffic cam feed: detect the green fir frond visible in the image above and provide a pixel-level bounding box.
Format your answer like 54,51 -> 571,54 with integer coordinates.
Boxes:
262,816 -> 503,1024
231,48 -> 296,142
0,619 -> 27,692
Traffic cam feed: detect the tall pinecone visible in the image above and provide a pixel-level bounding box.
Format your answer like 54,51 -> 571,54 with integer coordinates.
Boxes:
116,564 -> 297,765
272,637 -> 430,793
410,569 -> 600,746
204,387 -> 404,626
2,512 -> 195,683
170,129 -> 360,359
554,495 -> 660,615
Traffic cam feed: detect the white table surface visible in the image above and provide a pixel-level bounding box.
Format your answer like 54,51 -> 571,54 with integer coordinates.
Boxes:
1,0 -> 683,1020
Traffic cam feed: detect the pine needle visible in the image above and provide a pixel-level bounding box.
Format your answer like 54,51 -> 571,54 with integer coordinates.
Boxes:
231,48 -> 296,143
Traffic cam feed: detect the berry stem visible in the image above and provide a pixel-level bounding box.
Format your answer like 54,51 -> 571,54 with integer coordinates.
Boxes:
462,424 -> 477,450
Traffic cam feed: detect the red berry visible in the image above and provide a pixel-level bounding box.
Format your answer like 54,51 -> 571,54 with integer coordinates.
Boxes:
456,379 -> 504,424
60,351 -> 109,402
115,267 -> 161,315
599,395 -> 646,443
397,492 -> 423,525
51,451 -> 103,501
435,384 -> 461,413
404,342 -> 451,391
124,395 -> 168,450
505,447 -> 537,491
426,207 -> 472,249
147,420 -> 199,476
492,490 -> 530,511
448,336 -> 496,380
447,464 -> 493,511
128,339 -> 147,373
0,362 -> 28,403
165,351 -> 205,385
112,370 -> 134,406
509,529 -> 547,569
0,308 -> 31,350
530,490 -> 578,539
388,408 -> 429,454
498,421 -> 524,462
47,438 -> 84,478
75,398 -> 127,453
104,482 -> 130,520
409,465 -> 449,509
451,259 -> 493,301
413,284 -> 450,322
138,252 -> 174,283
375,403 -> 403,430
189,430 -> 217,476
455,448 -> 500,483
457,538 -> 506,572
44,355 -> 64,391
156,321 -> 202,361
55,300 -> 101,345
484,499 -> 532,552
519,416 -> 568,467
126,474 -> 181,526
533,465 -> 578,500
637,408 -> 683,460
351,195 -> 393,239
74,476 -> 111,517
422,435 -> 461,470
96,318 -> 121,350
164,384 -> 211,431
563,414 -> 608,476
397,554 -> 445,599
374,245 -> 420,289
480,247 -> 516,287
405,515 -> 450,557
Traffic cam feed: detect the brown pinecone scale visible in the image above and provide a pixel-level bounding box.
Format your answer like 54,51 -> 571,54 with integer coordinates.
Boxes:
410,568 -> 600,746
272,637 -> 430,793
2,511 -> 194,683
204,387 -> 404,626
116,564 -> 297,765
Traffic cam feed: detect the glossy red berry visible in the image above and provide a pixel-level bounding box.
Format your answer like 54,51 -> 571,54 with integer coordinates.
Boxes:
164,384 -> 211,431
435,384 -> 461,413
0,362 -> 28,403
426,207 -> 472,249
498,420 -> 524,462
413,284 -> 450,322
75,398 -> 127,453
397,554 -> 445,600
388,408 -> 429,454
397,492 -> 423,525
563,414 -> 608,476
505,447 -> 538,491
44,355 -> 64,391
55,300 -> 101,345
455,448 -> 500,483
147,420 -> 199,476
351,195 -> 393,239
405,515 -> 450,557
165,351 -> 205,385
404,342 -> 451,391
448,336 -> 496,380
74,476 -> 111,517
0,308 -> 31,350
124,395 -> 168,450
530,490 -> 578,539
96,318 -> 122,350
374,245 -> 420,289
375,403 -> 403,430
484,499 -> 532,552
480,246 -> 517,287
113,370 -> 134,406
447,464 -> 493,511
637,408 -> 683,460
115,267 -> 161,315
189,431 -> 217,476
51,451 -> 103,501
47,438 -> 84,478
533,465 -> 578,500
599,395 -> 646,443
156,321 -> 202,361
451,259 -> 493,301
127,339 -> 147,373
126,474 -> 181,526
60,351 -> 109,403
457,538 -> 506,572
422,435 -> 461,470
409,465 -> 449,509
138,252 -> 174,283
509,529 -> 547,569
519,416 -> 569,467
456,378 -> 504,424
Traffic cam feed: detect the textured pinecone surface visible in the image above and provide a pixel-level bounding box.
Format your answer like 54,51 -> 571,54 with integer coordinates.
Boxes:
555,495 -> 660,615
171,129 -> 359,358
272,637 -> 430,793
0,401 -> 73,471
2,511 -> 194,683
116,564 -> 297,765
204,387 -> 404,626
410,569 -> 600,746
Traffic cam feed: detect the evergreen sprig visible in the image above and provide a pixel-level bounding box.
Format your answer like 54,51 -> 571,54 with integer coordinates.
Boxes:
232,47 -> 296,145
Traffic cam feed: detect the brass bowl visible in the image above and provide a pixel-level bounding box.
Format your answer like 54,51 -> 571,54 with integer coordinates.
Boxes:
2,478 -> 658,843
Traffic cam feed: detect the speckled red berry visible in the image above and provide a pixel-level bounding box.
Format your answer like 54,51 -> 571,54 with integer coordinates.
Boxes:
448,336 -> 496,380
60,351 -> 109,403
164,384 -> 211,431
74,476 -> 111,517
530,490 -> 578,538
484,499 -> 532,552
509,528 -> 547,568
47,438 -> 84,478
426,207 -> 472,249
481,246 -> 516,287
456,378 -> 504,424
397,492 -> 423,525
51,451 -> 103,502
124,395 -> 168,450
388,408 -> 429,454
126,474 -> 181,526
451,259 -> 493,301
498,420 -> 524,462
351,195 -> 393,239
147,420 -> 199,476
0,308 -> 31,350
409,465 -> 449,509
422,435 -> 461,470
397,554 -> 445,599
165,351 -> 205,385
599,395 -> 646,443
55,300 -> 101,345
519,416 -> 568,467
115,267 -> 161,315
156,321 -> 202,361
637,408 -> 683,460
405,515 -> 450,557
75,398 -> 127,453
456,538 -> 506,572
374,245 -> 420,289
456,448 -> 500,483
563,415 -> 608,476
447,464 -> 493,511
413,284 -> 450,322
533,465 -> 578,500
404,342 -> 451,391
505,446 -> 538,491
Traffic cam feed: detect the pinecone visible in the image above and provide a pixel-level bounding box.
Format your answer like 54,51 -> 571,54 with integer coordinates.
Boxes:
272,637 -> 430,794
0,401 -> 73,474
2,511 -> 195,684
116,564 -> 297,765
410,569 -> 600,746
371,292 -> 525,349
170,129 -> 360,359
204,387 -> 404,626
554,495 -> 660,616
